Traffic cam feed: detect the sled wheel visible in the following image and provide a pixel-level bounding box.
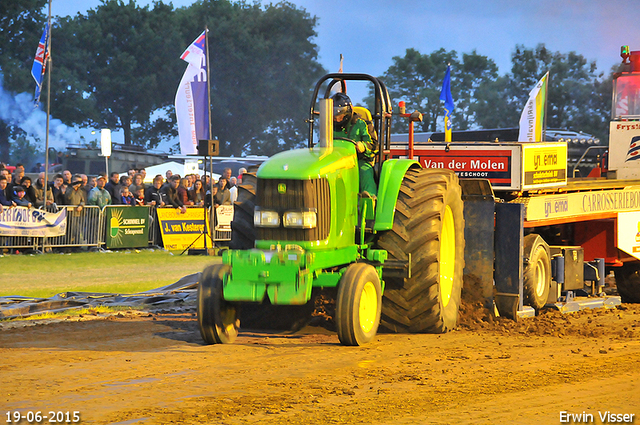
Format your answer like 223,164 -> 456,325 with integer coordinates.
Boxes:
523,234 -> 551,310
336,263 -> 382,346
197,264 -> 239,344
614,263 -> 640,303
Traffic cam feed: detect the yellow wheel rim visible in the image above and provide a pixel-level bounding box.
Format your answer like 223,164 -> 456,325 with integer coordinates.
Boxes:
535,254 -> 547,298
359,281 -> 378,334
439,205 -> 455,308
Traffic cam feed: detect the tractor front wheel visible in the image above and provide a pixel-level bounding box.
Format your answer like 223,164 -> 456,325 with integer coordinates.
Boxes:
523,234 -> 551,309
197,264 -> 239,344
335,263 -> 382,346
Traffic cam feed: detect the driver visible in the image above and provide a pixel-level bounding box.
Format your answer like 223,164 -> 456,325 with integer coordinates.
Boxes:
331,92 -> 378,197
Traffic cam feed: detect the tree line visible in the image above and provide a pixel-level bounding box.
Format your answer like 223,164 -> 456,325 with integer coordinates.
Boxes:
0,0 -> 620,166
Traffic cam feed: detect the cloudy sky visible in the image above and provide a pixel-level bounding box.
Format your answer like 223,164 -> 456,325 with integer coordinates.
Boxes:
54,0 -> 640,104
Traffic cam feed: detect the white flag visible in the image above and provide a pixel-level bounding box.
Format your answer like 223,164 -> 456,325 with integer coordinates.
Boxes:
518,72 -> 549,142
175,31 -> 209,155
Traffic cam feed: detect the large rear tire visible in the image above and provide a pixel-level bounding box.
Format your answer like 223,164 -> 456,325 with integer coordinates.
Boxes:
522,234 -> 551,309
376,168 -> 465,333
336,263 -> 382,346
230,171 -> 257,250
197,264 -> 239,344
614,264 -> 640,303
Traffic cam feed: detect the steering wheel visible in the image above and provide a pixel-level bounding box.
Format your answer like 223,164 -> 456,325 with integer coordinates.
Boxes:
334,136 -> 365,154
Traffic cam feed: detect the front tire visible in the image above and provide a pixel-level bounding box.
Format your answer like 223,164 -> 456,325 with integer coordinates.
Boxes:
376,168 -> 465,333
197,264 -> 239,344
336,263 -> 382,346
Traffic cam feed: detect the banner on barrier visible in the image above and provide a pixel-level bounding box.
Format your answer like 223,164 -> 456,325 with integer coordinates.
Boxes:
157,207 -> 211,250
0,207 -> 67,237
105,206 -> 150,249
215,205 -> 234,231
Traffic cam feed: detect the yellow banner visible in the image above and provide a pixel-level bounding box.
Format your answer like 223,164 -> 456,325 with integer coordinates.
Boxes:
522,142 -> 567,188
157,207 -> 211,251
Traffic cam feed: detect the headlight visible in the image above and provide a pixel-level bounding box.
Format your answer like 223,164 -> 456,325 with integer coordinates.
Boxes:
254,209 -> 280,227
283,210 -> 317,228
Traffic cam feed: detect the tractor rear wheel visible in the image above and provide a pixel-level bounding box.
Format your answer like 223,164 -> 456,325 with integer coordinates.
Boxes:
614,264 -> 640,303
230,170 -> 257,250
336,263 -> 382,346
197,264 -> 239,344
376,168 -> 465,333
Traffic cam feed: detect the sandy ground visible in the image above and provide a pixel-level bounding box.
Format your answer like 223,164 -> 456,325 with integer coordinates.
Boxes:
2,297 -> 640,425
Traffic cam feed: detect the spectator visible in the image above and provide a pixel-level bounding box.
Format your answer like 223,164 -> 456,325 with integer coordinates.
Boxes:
12,186 -> 32,208
20,176 -> 37,205
64,175 -> 86,210
50,174 -> 66,206
177,177 -> 192,205
84,175 -> 97,198
222,167 -> 232,181
139,168 -> 147,182
163,170 -> 173,189
87,175 -> 112,209
11,167 -> 25,187
105,172 -> 120,201
62,169 -> 72,186
114,175 -> 132,204
133,187 -> 145,206
215,177 -> 231,205
189,179 -> 205,206
34,172 -> 54,208
129,173 -> 145,195
128,169 -> 136,178
120,186 -> 135,206
238,167 -> 247,183
161,175 -> 186,213
229,176 -> 238,203
0,175 -> 16,211
145,175 -> 166,207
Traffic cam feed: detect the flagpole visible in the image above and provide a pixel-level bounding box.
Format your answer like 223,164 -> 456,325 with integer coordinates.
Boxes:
204,26 -> 213,252
44,0 -> 52,202
543,72 -> 549,142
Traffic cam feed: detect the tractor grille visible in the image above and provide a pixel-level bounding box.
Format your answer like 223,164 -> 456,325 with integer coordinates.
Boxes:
256,178 -> 331,242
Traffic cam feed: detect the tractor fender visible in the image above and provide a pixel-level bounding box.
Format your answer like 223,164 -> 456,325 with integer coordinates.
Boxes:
373,159 -> 421,231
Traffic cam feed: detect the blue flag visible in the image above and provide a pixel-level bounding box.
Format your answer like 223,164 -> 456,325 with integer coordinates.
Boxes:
439,65 -> 454,141
31,23 -> 50,107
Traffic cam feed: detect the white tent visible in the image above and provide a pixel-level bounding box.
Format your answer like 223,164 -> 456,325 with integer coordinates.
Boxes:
137,161 -> 220,183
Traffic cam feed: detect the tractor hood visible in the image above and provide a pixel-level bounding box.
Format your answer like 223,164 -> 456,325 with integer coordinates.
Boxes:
257,142 -> 357,180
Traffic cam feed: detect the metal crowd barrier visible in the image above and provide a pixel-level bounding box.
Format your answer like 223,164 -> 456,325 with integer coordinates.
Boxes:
0,204 -> 234,252
42,205 -> 104,249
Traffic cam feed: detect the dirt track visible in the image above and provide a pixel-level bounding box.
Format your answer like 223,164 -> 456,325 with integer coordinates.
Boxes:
2,298 -> 640,425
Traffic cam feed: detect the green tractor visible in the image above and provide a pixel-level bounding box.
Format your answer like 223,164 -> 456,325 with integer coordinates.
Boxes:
197,73 -> 465,346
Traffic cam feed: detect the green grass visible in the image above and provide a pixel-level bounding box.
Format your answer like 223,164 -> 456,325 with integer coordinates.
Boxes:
0,249 -> 220,298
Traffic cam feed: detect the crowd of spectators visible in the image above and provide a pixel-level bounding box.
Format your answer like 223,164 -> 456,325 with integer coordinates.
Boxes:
0,163 -> 247,214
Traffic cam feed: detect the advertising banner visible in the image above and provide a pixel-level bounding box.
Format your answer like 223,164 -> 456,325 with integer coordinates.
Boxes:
157,207 -> 210,251
522,143 -> 567,188
105,206 -> 149,249
215,205 -> 234,231
0,207 -> 67,237
525,186 -> 640,221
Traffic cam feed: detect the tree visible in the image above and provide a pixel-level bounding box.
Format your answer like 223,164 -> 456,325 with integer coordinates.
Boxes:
370,48 -> 498,134
0,0 -> 47,161
53,0 -> 184,146
176,1 -> 325,156
474,44 -> 611,142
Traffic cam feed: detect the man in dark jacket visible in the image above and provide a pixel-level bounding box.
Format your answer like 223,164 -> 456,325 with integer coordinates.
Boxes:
0,175 -> 16,212
161,175 -> 186,213
145,175 -> 167,207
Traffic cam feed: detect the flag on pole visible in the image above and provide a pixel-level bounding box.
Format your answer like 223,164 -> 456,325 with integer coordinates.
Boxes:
31,22 -> 50,107
330,54 -> 345,94
439,65 -> 454,142
175,30 -> 210,155
518,71 -> 549,142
